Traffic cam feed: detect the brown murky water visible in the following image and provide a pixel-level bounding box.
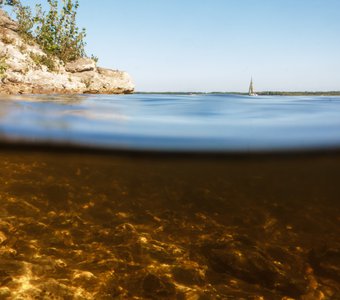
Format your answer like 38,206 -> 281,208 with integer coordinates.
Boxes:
0,150 -> 339,299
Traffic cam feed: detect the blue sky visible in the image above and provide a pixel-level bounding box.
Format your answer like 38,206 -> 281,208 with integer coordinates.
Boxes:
15,1 -> 340,91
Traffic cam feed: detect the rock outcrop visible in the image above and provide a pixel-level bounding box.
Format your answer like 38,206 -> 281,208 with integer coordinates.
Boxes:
0,10 -> 134,94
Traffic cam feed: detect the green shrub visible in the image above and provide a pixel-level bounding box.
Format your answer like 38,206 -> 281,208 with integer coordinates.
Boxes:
34,0 -> 86,62
29,52 -> 56,72
12,2 -> 35,41
0,0 -> 15,6
90,54 -> 99,63
4,0 -> 87,63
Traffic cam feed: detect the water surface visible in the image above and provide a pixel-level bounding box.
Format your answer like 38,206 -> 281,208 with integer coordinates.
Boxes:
1,94 -> 340,152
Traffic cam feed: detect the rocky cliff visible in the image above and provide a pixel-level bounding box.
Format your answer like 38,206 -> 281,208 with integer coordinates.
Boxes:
0,10 -> 134,94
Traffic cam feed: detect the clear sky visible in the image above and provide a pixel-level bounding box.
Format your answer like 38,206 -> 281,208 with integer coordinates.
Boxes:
17,0 -> 340,92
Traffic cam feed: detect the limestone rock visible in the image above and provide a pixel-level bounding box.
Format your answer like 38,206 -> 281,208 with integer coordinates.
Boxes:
0,10 -> 18,31
74,68 -> 135,94
97,67 -> 119,77
98,68 -> 135,93
0,9 -> 134,94
65,57 -> 96,73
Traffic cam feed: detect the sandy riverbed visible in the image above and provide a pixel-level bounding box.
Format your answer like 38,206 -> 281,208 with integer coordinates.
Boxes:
0,151 -> 339,299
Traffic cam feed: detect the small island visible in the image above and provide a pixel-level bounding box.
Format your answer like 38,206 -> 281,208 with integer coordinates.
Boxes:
0,1 -> 134,95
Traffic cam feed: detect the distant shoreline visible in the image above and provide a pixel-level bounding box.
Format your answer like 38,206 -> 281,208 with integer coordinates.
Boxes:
137,91 -> 340,96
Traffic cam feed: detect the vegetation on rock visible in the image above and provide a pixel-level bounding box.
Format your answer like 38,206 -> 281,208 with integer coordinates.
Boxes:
29,52 -> 56,72
0,53 -> 8,78
1,0 -> 86,63
0,1 -> 134,94
0,0 -> 15,6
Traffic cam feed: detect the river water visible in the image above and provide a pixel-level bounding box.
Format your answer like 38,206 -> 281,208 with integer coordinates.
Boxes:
1,94 -> 340,152
0,94 -> 339,299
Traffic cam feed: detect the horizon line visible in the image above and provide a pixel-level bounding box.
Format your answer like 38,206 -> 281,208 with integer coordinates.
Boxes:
135,90 -> 340,94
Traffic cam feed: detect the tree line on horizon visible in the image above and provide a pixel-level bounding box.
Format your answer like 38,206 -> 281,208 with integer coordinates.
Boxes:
137,91 -> 340,96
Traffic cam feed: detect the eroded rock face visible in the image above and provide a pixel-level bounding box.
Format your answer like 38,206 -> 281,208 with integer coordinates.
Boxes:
0,10 -> 18,31
65,58 -> 96,73
0,9 -> 134,94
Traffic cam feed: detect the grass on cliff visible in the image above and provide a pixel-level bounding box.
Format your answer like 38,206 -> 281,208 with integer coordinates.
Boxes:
0,32 -> 15,44
29,52 -> 57,72
0,53 -> 8,79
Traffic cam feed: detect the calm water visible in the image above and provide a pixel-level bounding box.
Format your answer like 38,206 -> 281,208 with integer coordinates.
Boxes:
0,94 -> 340,299
0,93 -> 340,151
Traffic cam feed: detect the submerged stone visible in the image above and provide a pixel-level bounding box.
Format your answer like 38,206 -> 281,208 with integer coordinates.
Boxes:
172,266 -> 204,286
142,273 -> 176,298
201,239 -> 308,297
0,151 -> 339,298
309,247 -> 340,282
